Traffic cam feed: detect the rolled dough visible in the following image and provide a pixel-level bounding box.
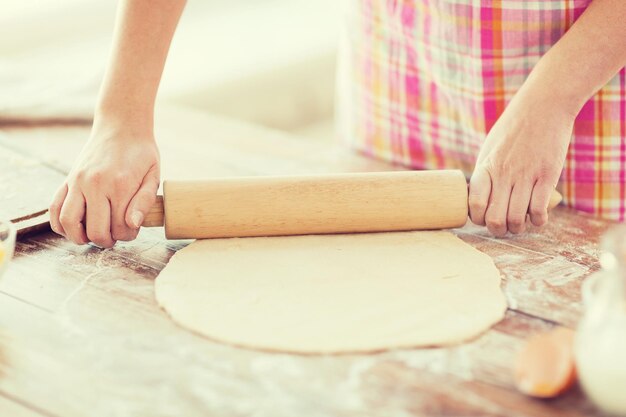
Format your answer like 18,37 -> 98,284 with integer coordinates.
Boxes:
155,231 -> 507,353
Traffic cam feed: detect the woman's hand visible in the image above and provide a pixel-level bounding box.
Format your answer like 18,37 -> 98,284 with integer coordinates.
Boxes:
468,0 -> 626,237
49,120 -> 160,248
46,0 -> 186,247
468,89 -> 575,237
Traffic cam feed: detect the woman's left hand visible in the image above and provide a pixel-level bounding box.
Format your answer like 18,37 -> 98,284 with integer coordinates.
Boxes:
468,89 -> 576,237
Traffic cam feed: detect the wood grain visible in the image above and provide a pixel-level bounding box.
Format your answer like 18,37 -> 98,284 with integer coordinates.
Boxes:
0,106 -> 608,416
159,171 -> 468,238
0,144 -> 64,234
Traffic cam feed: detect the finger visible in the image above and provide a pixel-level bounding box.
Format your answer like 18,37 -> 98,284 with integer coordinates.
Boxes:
59,188 -> 88,245
111,195 -> 138,242
469,168 -> 492,226
125,165 -> 160,230
108,174 -> 137,242
484,178 -> 512,238
507,182 -> 532,235
85,194 -> 116,248
529,180 -> 553,227
49,183 -> 68,237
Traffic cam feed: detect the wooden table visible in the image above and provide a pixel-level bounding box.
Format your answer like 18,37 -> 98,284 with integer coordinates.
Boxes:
0,106 -> 611,417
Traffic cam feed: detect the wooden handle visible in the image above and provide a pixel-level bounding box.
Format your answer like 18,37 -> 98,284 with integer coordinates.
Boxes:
548,189 -> 563,210
144,196 -> 165,228
142,171 -> 564,239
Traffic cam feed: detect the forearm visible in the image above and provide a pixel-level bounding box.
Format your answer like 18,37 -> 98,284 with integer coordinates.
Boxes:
520,0 -> 626,116
95,0 -> 186,134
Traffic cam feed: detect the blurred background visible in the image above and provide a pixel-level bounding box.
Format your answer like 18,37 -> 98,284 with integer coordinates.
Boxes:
0,0 -> 340,140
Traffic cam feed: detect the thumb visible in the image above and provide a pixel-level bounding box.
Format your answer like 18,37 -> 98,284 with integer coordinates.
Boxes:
468,166 -> 492,226
125,166 -> 160,229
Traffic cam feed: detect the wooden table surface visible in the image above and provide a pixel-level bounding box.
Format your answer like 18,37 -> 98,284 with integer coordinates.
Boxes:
0,105 -> 611,417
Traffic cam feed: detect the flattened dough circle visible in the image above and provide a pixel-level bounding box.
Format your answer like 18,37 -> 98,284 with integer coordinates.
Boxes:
155,231 -> 507,353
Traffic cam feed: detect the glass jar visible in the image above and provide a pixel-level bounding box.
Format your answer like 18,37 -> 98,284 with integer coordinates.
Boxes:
0,220 -> 16,279
575,226 -> 626,416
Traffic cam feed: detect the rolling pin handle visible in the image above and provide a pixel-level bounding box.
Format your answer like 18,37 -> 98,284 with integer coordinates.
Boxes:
548,190 -> 563,211
143,195 -> 165,227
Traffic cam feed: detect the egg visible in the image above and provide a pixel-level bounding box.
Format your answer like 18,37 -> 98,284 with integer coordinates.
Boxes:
514,327 -> 577,398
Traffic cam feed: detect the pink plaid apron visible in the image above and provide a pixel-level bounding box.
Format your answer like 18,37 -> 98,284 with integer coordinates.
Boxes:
337,0 -> 626,220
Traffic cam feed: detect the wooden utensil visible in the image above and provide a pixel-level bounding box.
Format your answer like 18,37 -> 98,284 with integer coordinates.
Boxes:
143,170 -> 562,239
13,210 -> 50,237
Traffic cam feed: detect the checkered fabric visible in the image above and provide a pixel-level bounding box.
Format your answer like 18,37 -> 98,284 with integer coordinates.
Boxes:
337,0 -> 626,220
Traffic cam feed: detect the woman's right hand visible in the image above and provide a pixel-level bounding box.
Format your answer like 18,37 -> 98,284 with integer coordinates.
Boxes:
49,119 -> 160,248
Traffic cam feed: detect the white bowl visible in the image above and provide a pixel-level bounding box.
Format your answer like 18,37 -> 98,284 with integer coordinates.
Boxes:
0,220 -> 16,279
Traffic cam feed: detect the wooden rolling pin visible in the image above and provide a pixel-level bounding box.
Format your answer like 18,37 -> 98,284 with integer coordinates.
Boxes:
143,170 -> 562,239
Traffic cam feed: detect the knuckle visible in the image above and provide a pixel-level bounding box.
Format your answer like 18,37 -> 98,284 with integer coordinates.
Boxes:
508,215 -> 524,228
49,201 -> 62,214
469,206 -> 486,225
111,174 -> 130,194
58,213 -> 71,227
491,166 -> 507,179
469,198 -> 487,212
111,234 -> 125,242
486,161 -> 507,178
87,231 -> 109,246
92,240 -> 113,249
490,223 -> 506,233
508,219 -> 525,234
536,164 -> 559,180
83,171 -> 103,186
486,215 -> 505,229
87,231 -> 102,242
68,233 -> 87,245
73,169 -> 87,182
470,216 -> 485,226
530,206 -> 546,218
532,214 -> 548,227
486,218 -> 507,236
487,226 -> 506,238
469,173 -> 485,188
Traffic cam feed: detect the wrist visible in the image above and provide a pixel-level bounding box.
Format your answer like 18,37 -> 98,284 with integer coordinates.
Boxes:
520,51 -> 594,120
93,102 -> 155,140
515,71 -> 583,122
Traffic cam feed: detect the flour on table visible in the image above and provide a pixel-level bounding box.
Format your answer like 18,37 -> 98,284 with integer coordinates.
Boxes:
155,231 -> 507,353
